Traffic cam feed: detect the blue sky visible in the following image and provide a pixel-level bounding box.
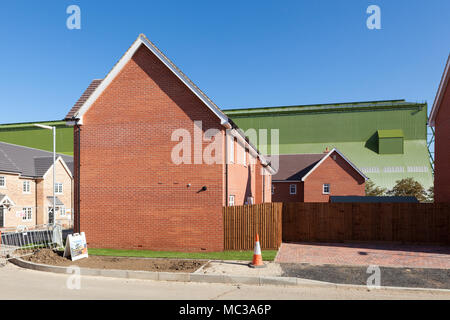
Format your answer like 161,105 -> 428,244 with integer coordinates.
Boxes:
0,0 -> 449,124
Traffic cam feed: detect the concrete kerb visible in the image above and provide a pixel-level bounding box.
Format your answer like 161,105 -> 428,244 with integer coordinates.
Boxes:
9,257 -> 450,293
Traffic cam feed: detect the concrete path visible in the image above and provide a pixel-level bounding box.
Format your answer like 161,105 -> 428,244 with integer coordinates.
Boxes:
276,242 -> 450,269
0,263 -> 449,300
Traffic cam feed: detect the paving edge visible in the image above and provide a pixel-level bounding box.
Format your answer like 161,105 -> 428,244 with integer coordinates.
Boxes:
9,258 -> 450,293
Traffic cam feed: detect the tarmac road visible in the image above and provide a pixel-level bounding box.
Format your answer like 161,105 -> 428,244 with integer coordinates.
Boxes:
0,263 -> 449,300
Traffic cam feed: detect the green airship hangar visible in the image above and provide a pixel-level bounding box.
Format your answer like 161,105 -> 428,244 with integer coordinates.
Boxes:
0,99 -> 433,191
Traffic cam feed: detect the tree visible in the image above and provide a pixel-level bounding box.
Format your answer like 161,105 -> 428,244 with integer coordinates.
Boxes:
426,186 -> 434,203
387,178 -> 427,202
365,180 -> 387,196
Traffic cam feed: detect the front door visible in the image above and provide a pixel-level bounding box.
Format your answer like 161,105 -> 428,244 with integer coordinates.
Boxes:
0,206 -> 4,228
48,207 -> 54,224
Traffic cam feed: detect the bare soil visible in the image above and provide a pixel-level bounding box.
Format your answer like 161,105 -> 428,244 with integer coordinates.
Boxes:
20,249 -> 206,273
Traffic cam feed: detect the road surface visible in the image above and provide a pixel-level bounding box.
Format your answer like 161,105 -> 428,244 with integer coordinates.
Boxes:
0,263 -> 448,300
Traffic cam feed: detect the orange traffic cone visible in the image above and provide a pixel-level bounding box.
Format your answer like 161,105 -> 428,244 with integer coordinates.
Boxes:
249,234 -> 265,268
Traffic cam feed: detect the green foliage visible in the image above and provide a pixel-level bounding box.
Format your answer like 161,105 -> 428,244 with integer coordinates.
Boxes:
426,186 -> 434,203
387,178 -> 427,202
365,180 -> 387,196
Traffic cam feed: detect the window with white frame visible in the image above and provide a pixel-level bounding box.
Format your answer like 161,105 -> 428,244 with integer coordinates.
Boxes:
247,197 -> 254,205
228,195 -> 235,206
60,206 -> 66,216
0,176 -> 5,188
22,207 -> 32,221
22,180 -> 31,193
323,183 -> 330,194
289,184 -> 297,195
54,182 -> 63,194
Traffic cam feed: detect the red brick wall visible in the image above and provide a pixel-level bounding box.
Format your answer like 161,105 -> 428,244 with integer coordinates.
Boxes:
272,182 -> 304,202
227,139 -> 253,205
434,83 -> 450,202
78,44 -> 225,251
303,152 -> 365,202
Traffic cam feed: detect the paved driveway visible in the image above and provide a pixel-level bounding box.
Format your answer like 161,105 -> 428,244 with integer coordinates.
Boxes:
275,242 -> 450,269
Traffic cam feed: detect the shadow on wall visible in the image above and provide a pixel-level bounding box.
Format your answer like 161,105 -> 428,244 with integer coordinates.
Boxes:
365,132 -> 378,154
244,164 -> 252,204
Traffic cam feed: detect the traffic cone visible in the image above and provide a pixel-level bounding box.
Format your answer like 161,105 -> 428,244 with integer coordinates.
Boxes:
249,233 -> 265,268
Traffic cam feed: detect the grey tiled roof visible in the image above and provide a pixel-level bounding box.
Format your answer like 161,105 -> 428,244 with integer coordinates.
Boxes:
0,142 -> 73,178
0,148 -> 20,173
273,154 -> 326,181
64,79 -> 103,120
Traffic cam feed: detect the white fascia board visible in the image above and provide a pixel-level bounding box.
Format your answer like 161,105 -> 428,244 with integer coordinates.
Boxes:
75,35 -> 229,127
301,148 -> 368,181
0,195 -> 15,206
42,157 -> 73,179
429,54 -> 450,127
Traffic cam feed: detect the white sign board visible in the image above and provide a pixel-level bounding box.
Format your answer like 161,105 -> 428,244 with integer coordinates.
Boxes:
63,232 -> 88,261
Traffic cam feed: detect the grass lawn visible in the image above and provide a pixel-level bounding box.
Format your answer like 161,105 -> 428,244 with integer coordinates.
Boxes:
89,248 -> 278,261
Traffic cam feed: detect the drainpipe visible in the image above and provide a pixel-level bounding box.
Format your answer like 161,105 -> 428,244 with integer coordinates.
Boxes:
67,117 -> 81,233
76,120 -> 81,233
225,129 -> 228,207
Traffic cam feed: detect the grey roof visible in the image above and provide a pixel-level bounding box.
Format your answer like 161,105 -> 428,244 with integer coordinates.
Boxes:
273,154 -> 326,181
0,142 -> 73,178
47,196 -> 64,206
330,196 -> 419,203
0,148 -> 20,173
65,79 -> 103,120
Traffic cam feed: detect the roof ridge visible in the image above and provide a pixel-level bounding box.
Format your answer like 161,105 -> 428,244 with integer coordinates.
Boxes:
224,100 -> 426,112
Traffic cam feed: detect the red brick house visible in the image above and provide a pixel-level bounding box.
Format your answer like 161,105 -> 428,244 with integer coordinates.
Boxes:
429,54 -> 450,203
272,148 -> 367,202
64,34 -> 273,252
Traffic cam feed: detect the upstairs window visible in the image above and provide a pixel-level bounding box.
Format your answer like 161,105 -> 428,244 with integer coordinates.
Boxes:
55,182 -> 63,194
323,183 -> 330,194
23,181 -> 31,194
0,176 -> 5,188
289,184 -> 297,195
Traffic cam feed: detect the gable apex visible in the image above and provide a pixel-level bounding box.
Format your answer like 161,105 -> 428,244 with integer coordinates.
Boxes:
71,34 -> 230,128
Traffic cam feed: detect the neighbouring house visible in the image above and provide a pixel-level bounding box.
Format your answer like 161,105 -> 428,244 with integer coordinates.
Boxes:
272,148 -> 367,202
429,54 -> 450,203
0,142 -> 74,228
64,34 -> 273,252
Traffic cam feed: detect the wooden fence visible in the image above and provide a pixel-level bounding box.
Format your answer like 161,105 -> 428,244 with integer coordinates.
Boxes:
223,202 -> 450,249
223,203 -> 282,250
283,202 -> 450,244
